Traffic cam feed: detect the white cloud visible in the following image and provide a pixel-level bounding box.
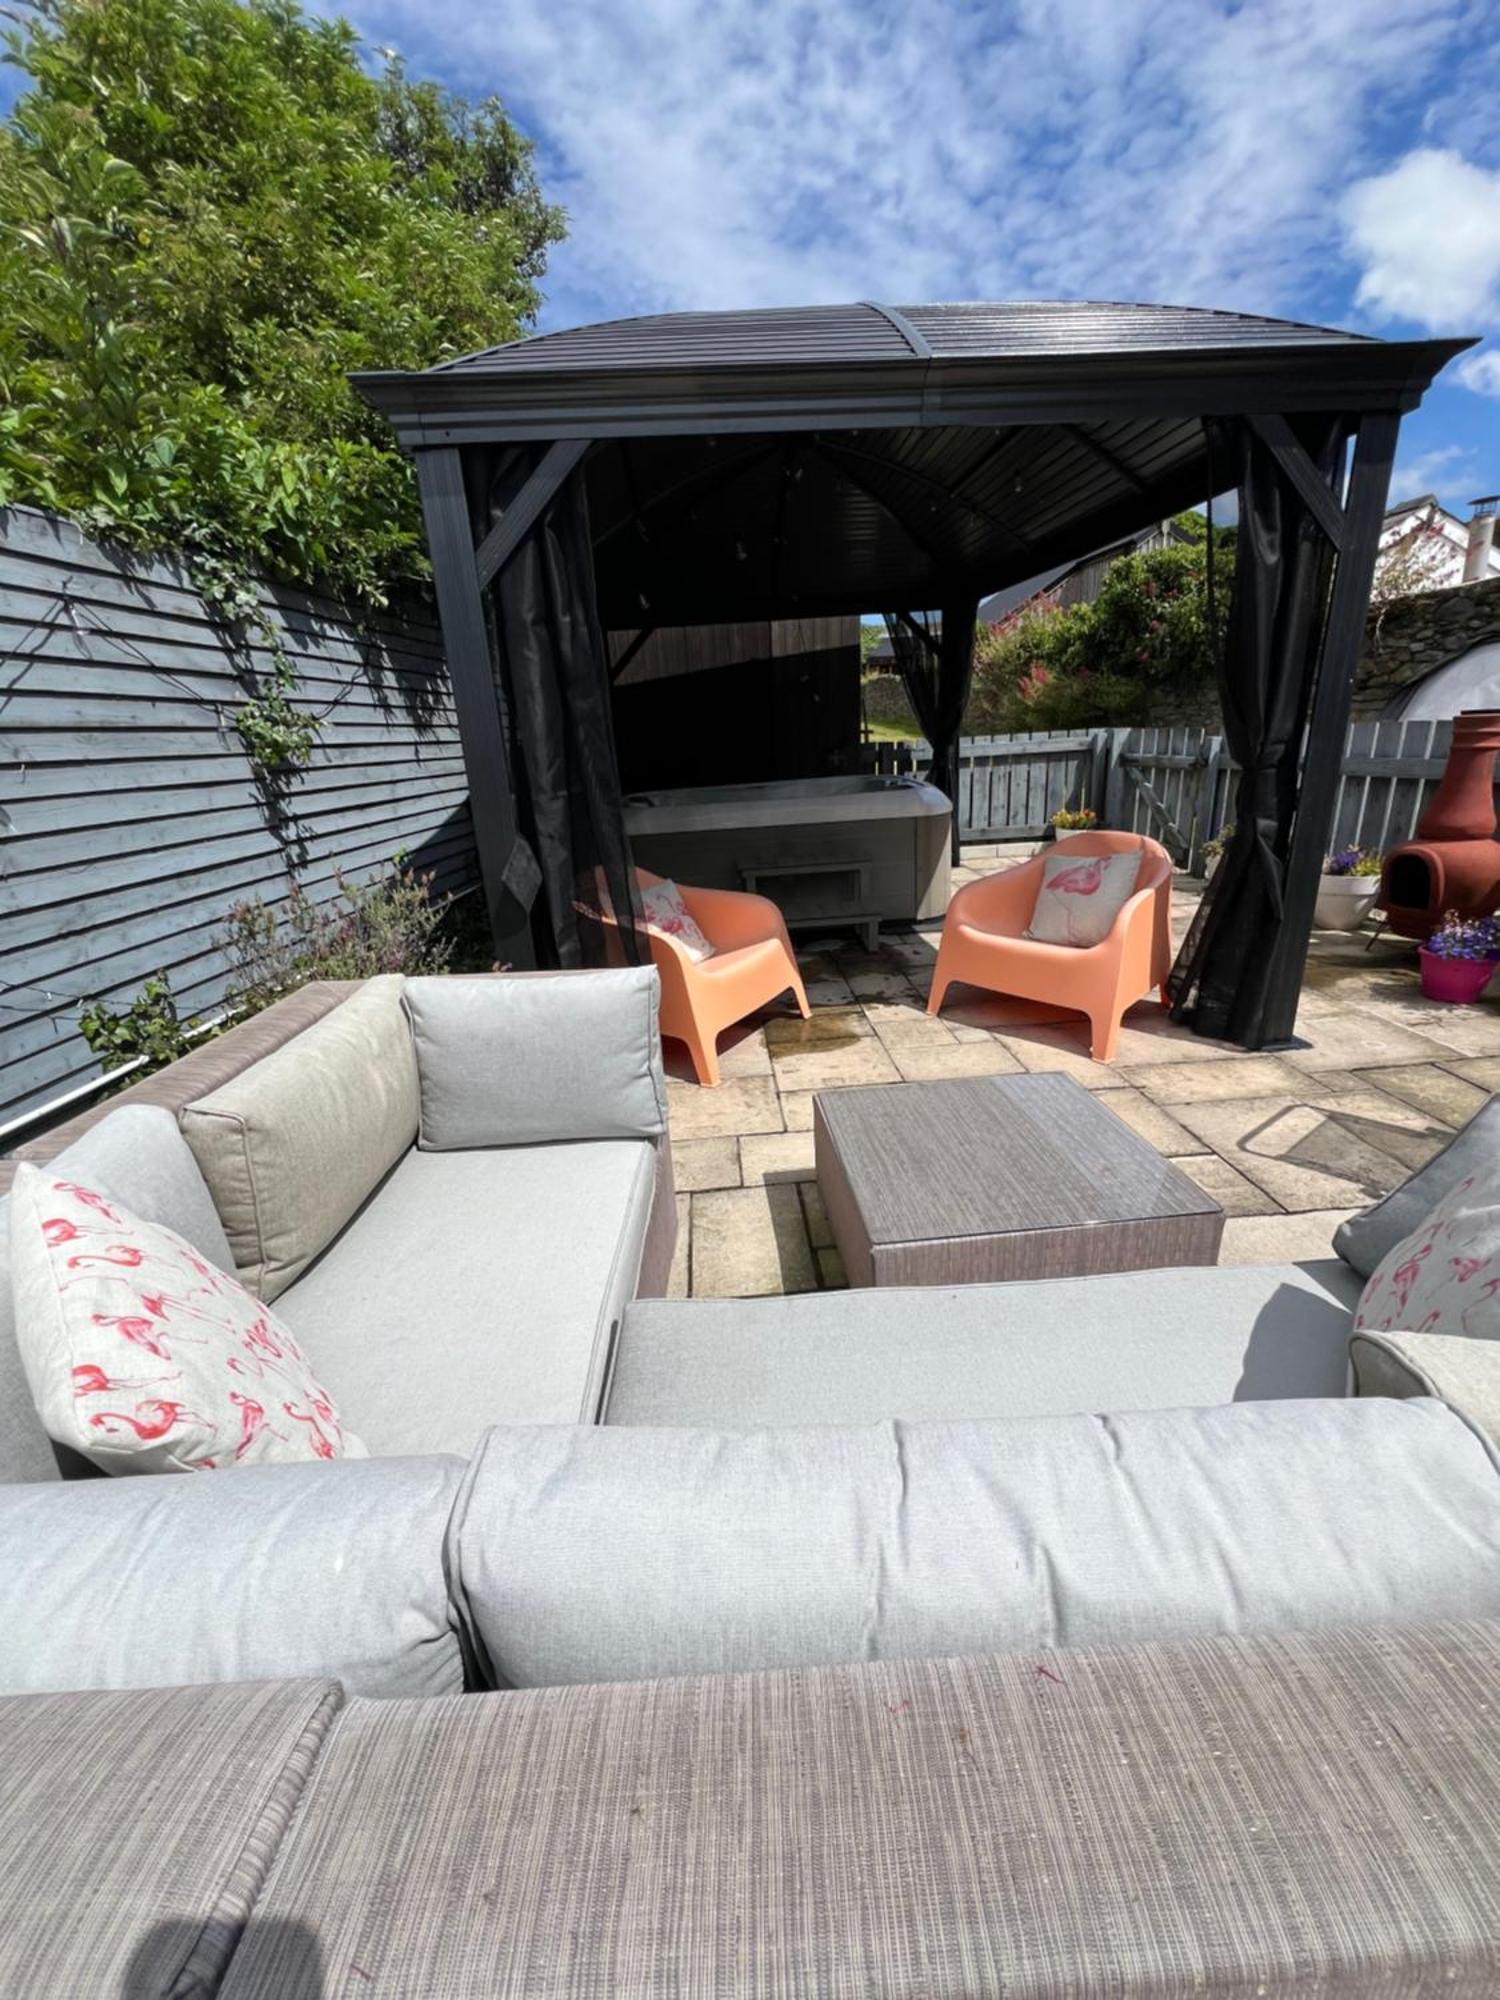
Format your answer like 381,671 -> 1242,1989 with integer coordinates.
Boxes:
332,0 -> 1485,332
1343,148 -> 1500,331
1392,442 -> 1477,500
1455,349 -> 1500,398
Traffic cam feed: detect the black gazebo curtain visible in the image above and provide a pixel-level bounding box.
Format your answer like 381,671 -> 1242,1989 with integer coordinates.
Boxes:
882,599 -> 979,862
487,451 -> 643,968
1168,417 -> 1344,1045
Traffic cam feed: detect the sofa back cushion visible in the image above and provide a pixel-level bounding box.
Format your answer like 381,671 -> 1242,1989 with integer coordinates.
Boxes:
403,968 -> 665,1149
449,1399 -> 1500,1686
0,1106 -> 231,1485
0,1454 -> 466,1698
180,976 -> 418,1300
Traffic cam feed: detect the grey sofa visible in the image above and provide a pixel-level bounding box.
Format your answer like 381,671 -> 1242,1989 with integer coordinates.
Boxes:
0,967 -> 676,1480
7,969 -> 1500,1993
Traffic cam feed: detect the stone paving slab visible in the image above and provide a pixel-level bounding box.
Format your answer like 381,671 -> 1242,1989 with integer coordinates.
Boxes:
1219,1208 -> 1361,1265
650,853 -> 1498,1299
690,1184 -> 816,1297
739,1131 -> 816,1185
1359,1064 -> 1493,1125
672,1136 -> 741,1191
1172,1150 -> 1285,1217
1123,1053 -> 1326,1105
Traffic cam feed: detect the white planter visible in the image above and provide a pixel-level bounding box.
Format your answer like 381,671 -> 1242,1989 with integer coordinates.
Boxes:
1314,873 -> 1379,931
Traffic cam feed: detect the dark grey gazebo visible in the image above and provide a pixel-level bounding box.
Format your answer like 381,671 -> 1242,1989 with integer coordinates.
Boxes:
354,300 -> 1469,1049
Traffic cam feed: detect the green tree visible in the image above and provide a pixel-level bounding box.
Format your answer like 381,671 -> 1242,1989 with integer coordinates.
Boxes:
0,0 -> 563,600
968,535 -> 1233,732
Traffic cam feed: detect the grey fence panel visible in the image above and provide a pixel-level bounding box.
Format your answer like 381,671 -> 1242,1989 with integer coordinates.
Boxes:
1,506 -> 473,1132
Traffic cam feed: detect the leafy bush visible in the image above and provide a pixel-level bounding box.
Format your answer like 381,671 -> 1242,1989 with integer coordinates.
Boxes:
0,0 -> 563,603
968,531 -> 1232,733
79,973 -> 202,1076
223,860 -> 456,1013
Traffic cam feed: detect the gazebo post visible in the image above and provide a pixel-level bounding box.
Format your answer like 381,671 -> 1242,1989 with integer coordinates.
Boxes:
937,595 -> 980,865
414,447 -> 534,966
1259,410 -> 1401,1043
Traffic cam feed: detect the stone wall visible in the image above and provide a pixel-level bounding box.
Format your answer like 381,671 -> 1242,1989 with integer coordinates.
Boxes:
1135,574 -> 1500,729
1351,575 -> 1500,717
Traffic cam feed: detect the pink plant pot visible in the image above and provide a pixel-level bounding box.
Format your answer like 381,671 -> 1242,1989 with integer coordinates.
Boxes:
1418,948 -> 1498,1004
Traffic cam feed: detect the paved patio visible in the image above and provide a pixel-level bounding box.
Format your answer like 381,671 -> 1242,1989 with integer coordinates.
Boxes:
662,843 -> 1500,1298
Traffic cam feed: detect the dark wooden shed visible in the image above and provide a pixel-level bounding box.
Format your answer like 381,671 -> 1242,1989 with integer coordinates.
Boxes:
353,300 -> 1468,1048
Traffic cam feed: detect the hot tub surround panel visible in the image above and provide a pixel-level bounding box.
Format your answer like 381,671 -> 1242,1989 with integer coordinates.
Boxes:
623,776 -> 952,942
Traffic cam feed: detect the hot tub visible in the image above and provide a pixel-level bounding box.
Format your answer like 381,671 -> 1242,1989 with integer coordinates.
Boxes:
623,775 -> 952,945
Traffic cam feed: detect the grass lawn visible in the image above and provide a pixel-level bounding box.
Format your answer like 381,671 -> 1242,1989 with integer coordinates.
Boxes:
861,719 -> 919,743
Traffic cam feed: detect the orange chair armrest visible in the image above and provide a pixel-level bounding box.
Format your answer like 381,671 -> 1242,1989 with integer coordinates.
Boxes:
678,884 -> 790,952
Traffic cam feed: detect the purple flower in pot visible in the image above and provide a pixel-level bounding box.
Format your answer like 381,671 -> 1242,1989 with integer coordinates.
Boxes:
1419,911 -> 1500,1003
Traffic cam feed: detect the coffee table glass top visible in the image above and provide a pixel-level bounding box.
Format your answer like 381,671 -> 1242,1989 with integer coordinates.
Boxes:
814,1072 -> 1219,1244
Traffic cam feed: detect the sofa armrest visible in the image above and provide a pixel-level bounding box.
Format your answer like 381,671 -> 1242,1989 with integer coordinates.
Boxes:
403,968 -> 667,1149
1351,1329 -> 1500,1455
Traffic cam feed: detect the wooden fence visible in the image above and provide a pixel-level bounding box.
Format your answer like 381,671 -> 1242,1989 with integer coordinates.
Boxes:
879,718 -> 1480,868
0,507 -> 473,1134
1111,719 -> 1474,871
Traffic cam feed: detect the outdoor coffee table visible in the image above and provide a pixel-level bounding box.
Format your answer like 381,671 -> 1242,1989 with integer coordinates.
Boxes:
814,1071 -> 1224,1287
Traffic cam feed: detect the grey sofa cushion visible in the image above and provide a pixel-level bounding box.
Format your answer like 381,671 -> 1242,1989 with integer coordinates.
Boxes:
0,1675 -> 341,2000
404,968 -> 666,1149
450,1399 -> 1500,1687
277,1139 -> 657,1448
180,975 -> 419,1300
220,1623 -> 1500,2000
1353,1328 -> 1500,1451
0,1106 -> 233,1486
608,1259 -> 1365,1428
1335,1094 -> 1500,1277
0,1455 -> 465,1698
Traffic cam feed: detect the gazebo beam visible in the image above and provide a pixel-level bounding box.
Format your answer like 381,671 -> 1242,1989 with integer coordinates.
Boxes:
414,446 -> 534,964
1259,410 -> 1400,1042
474,439 -> 593,589
1246,415 -> 1349,550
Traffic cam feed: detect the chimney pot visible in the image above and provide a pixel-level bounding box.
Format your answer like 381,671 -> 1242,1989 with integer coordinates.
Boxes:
1464,496 -> 1499,584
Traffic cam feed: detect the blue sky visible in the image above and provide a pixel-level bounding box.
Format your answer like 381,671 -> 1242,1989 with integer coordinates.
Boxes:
10,0 -> 1500,509
322,0 -> 1500,513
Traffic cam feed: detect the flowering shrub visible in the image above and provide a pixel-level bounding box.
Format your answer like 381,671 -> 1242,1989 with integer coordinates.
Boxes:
223,861 -> 456,1014
1051,806 -> 1098,830
1424,911 -> 1500,961
968,528 -> 1232,732
1324,846 -> 1383,878
1202,823 -> 1234,865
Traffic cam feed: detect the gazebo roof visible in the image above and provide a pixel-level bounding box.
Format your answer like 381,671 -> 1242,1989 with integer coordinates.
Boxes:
354,301 -> 1467,627
430,299 -> 1378,373
355,299 -> 1463,452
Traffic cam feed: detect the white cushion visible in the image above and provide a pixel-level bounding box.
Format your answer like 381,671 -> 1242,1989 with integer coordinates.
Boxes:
1025,848 -> 1141,946
638,879 -> 715,960
1354,1170 -> 1500,1342
8,1166 -> 365,1474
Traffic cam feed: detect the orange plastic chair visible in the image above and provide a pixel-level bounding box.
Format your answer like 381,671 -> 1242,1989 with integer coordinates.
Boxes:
615,868 -> 811,1086
926,831 -> 1175,1062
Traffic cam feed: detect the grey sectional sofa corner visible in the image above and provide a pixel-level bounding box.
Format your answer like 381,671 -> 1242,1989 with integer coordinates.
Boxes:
0,966 -> 676,1480
5,965 -> 1500,1994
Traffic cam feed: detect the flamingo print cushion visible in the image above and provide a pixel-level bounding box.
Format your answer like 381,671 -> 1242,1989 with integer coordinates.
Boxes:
638,879 -> 716,961
1353,1172 -> 1500,1342
7,1165 -> 365,1475
1025,849 -> 1142,948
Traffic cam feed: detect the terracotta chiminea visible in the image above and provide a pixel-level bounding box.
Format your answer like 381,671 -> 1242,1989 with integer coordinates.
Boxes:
1380,710 -> 1500,940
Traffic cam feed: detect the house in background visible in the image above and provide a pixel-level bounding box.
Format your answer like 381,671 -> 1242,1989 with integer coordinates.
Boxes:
1377,492 -> 1500,592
